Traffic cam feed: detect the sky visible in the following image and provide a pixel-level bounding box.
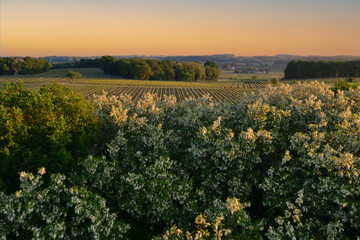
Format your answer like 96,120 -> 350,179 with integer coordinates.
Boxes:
1,0 -> 360,57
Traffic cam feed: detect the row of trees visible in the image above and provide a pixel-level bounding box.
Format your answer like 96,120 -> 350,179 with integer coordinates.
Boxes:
0,57 -> 51,75
99,56 -> 221,81
284,60 -> 360,79
52,58 -> 101,69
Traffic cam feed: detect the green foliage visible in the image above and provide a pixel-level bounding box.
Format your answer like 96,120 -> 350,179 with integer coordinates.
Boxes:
52,58 -> 101,69
271,77 -> 279,85
205,66 -> 221,81
3,81 -> 360,239
99,57 -> 220,81
155,197 -> 264,240
346,76 -> 355,82
331,79 -> 358,92
66,71 -> 83,80
178,70 -> 195,81
0,81 -> 97,192
75,82 -> 360,239
204,60 -> 219,69
240,82 -> 360,238
284,60 -> 360,79
0,57 -> 50,75
0,168 -> 129,239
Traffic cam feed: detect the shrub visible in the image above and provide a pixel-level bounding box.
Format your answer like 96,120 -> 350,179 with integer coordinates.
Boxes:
271,77 -> 279,85
66,71 -> 83,80
331,79 -> 358,93
346,76 -> 355,82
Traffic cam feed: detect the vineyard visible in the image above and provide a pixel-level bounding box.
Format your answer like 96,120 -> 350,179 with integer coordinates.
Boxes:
90,82 -> 266,103
0,68 -> 268,100
0,68 -> 347,103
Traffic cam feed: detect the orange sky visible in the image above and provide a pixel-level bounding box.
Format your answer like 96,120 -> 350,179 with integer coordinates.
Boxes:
2,0 -> 360,57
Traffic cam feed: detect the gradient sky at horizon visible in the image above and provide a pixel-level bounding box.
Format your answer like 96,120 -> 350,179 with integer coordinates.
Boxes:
2,0 -> 360,57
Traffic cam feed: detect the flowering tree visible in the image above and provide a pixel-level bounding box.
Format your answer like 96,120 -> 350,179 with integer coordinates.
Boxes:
0,168 -> 129,239
2,81 -> 360,239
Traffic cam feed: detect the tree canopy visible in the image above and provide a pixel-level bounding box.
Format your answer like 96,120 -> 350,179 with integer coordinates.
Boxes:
284,60 -> 360,79
66,71 -> 83,80
99,56 -> 220,81
2,82 -> 360,239
0,57 -> 51,75
0,82 -> 97,192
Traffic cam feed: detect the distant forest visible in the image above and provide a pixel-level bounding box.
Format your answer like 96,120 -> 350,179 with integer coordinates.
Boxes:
284,60 -> 360,79
0,57 -> 51,75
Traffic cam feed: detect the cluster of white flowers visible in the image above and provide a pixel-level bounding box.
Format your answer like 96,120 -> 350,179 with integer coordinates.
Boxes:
0,168 -> 129,239
83,82 -> 360,238
4,81 -> 359,239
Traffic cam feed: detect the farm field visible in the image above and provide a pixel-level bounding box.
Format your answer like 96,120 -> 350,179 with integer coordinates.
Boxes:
92,84 -> 265,104
0,68 -> 355,103
0,68 -> 267,103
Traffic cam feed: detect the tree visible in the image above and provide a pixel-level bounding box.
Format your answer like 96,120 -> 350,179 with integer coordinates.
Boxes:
251,75 -> 258,81
271,77 -> 279,85
131,59 -> 153,80
66,71 -> 83,80
11,58 -> 24,75
99,56 -> 118,74
178,70 -> 194,81
205,66 -> 221,81
0,169 -> 129,239
99,57 -> 211,81
204,60 -> 219,69
0,81 -> 97,192
284,60 -> 360,79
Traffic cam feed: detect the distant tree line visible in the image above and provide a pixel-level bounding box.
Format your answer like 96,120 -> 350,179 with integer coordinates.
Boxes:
44,56 -> 86,63
52,58 -> 101,69
284,60 -> 360,79
99,56 -> 221,81
0,57 -> 51,75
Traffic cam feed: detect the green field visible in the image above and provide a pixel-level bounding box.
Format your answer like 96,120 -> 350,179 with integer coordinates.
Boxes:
0,68 -> 356,103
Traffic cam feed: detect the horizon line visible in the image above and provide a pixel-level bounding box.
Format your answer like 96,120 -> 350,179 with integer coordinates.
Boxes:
1,54 -> 360,58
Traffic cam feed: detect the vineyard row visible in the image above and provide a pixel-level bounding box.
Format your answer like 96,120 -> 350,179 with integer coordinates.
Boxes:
89,84 -> 264,104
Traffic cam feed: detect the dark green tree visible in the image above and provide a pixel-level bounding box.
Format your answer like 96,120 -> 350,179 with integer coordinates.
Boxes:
204,60 -> 219,69
205,66 -> 221,81
66,71 -> 83,80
